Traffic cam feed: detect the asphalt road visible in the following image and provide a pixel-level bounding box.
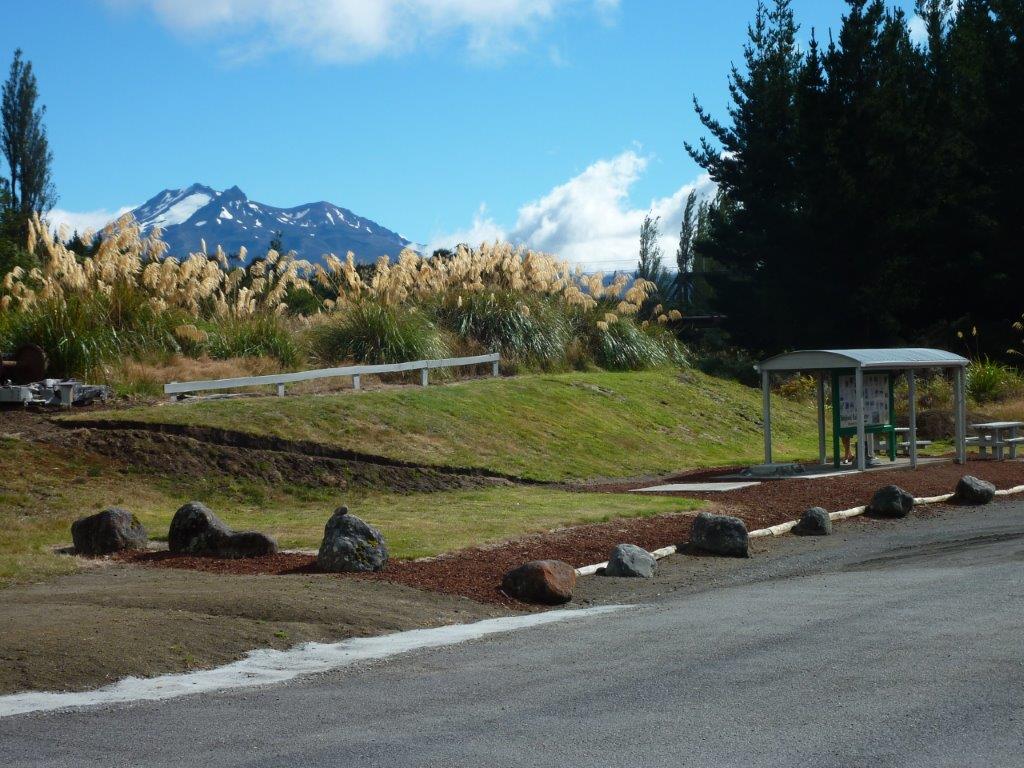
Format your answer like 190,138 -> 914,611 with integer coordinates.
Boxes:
4,501 -> 1023,767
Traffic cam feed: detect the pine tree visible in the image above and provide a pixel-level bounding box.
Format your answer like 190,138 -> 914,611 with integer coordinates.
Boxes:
686,0 -> 804,350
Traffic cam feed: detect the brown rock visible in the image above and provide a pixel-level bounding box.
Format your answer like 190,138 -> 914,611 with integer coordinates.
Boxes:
501,559 -> 576,605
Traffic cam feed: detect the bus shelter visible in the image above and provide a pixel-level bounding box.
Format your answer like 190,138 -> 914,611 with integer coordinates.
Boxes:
755,348 -> 969,471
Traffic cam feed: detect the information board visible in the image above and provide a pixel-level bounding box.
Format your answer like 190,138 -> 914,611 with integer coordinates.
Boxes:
837,373 -> 890,428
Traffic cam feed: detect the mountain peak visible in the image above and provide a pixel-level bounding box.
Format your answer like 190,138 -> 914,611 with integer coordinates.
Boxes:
130,184 -> 409,264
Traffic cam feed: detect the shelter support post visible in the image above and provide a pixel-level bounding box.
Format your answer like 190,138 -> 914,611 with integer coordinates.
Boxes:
907,369 -> 917,469
855,367 -> 866,471
816,373 -> 827,465
953,367 -> 966,464
761,369 -> 772,465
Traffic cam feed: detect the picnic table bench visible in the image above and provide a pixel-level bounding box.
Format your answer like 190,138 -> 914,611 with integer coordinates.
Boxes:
966,421 -> 1024,459
894,426 -> 932,456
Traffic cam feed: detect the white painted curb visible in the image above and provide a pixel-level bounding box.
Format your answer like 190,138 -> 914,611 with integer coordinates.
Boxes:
575,480 -> 1023,576
0,605 -> 626,718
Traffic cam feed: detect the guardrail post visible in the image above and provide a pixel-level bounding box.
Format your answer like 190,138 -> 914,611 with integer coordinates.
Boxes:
276,384 -> 286,397
492,359 -> 499,377
352,374 -> 361,391
420,368 -> 429,387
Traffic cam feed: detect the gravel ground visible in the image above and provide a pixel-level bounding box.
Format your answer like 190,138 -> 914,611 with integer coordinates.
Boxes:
116,457 -> 1023,605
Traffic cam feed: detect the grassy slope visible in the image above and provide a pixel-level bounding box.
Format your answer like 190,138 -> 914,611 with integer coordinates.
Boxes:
72,369 -> 818,482
0,436 -> 700,586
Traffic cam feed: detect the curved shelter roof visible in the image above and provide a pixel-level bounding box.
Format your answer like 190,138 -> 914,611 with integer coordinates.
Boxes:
757,348 -> 968,372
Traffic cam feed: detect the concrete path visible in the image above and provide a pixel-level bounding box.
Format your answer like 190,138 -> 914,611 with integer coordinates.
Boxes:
4,502 -> 1023,767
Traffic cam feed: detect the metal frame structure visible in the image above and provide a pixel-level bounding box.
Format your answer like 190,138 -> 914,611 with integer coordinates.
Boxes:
164,352 -> 501,397
756,348 -> 970,471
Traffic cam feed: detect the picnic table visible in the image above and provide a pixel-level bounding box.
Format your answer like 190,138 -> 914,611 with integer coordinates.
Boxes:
894,426 -> 932,456
967,421 -> 1024,459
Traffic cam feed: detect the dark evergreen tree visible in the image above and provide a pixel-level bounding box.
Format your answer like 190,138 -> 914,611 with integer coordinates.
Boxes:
686,0 -> 804,350
675,190 -> 698,305
684,0 -> 1024,354
1,50 -> 55,220
636,213 -> 671,299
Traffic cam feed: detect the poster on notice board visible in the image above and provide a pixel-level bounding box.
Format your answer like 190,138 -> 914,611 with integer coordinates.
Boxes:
838,374 -> 890,428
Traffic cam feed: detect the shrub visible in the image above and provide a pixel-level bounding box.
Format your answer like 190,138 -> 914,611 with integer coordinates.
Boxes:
309,300 -> 448,365
694,349 -> 760,387
967,358 -> 1024,403
0,292 -> 182,380
586,317 -> 677,371
775,373 -> 817,402
435,291 -> 571,371
205,314 -> 301,368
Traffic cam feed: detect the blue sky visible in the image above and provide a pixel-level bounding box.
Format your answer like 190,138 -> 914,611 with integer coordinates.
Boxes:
2,0 -> 922,267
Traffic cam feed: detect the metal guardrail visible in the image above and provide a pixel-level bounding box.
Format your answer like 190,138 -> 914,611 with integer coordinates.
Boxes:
164,352 -> 501,397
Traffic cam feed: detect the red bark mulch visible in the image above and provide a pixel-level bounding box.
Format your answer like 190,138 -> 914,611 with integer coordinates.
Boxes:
115,458 -> 1023,606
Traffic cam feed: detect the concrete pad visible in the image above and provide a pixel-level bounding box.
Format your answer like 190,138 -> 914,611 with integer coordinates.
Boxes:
630,481 -> 761,493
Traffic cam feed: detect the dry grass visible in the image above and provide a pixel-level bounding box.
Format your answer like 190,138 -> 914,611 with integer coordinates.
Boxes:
3,215 -> 660,330
3,215 -> 309,318
112,356 -> 285,398
0,214 -> 685,378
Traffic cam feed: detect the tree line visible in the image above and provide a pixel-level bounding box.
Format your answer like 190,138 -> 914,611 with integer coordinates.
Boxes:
667,0 -> 1022,357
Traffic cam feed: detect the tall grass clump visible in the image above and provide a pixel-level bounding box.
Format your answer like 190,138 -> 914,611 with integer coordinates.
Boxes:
309,300 -> 448,365
434,291 -> 571,371
586,316 -> 683,371
966,358 -> 1024,403
1,215 -> 691,384
0,215 -> 310,379
202,315 -> 301,368
0,290 -> 186,379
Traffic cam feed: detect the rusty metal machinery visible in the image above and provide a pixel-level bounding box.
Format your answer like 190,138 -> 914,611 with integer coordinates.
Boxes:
1,344 -> 48,384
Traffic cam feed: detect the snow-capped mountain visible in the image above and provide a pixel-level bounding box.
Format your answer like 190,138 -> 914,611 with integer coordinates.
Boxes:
130,183 -> 410,264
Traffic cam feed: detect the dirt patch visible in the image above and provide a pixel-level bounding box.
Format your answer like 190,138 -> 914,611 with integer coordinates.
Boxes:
120,507 -> 708,606
0,565 -> 503,696
2,410 -> 506,493
63,417 -> 541,485
109,458 -> 1024,607
600,458 -> 1024,523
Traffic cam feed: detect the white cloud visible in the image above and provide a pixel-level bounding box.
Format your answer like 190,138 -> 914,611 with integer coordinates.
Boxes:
114,0 -> 618,64
908,14 -> 928,44
426,204 -> 507,255
44,206 -> 136,237
430,150 -> 715,271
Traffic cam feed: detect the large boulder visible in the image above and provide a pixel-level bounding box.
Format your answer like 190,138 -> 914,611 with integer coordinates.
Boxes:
71,508 -> 148,555
604,543 -> 657,578
317,506 -> 389,573
954,475 -> 996,505
689,512 -> 749,557
867,485 -> 915,518
168,501 -> 278,558
501,560 -> 576,604
793,507 -> 832,536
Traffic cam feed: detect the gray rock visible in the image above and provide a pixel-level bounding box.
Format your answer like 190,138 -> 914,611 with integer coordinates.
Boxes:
604,543 -> 657,578
954,475 -> 996,505
168,501 -> 278,558
317,506 -> 389,573
501,560 -> 576,604
71,508 -> 148,555
689,512 -> 749,557
867,485 -> 915,518
793,507 -> 832,536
